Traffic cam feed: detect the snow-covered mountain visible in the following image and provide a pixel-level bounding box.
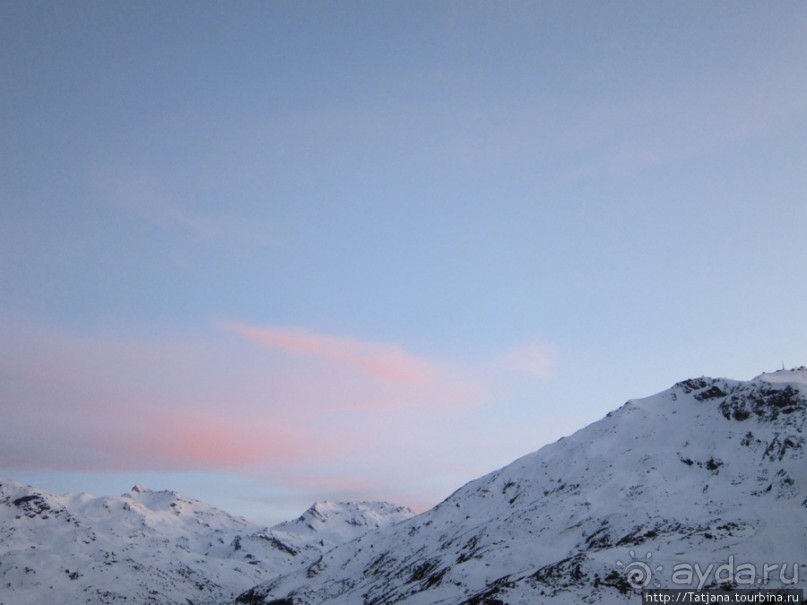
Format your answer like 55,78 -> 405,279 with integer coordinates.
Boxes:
0,481 -> 413,605
236,368 -> 807,605
245,500 -> 415,561
224,500 -> 414,586
2,368 -> 804,605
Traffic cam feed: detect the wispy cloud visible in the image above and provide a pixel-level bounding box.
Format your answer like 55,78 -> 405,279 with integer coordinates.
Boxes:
500,342 -> 556,379
557,60 -> 807,183
222,322 -> 435,386
0,317 -> 555,509
0,320 -> 490,470
92,168 -> 277,247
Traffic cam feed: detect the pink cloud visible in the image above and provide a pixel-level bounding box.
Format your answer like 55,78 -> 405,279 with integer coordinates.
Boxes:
0,319 -> 491,476
222,322 -> 435,386
0,317 -> 556,513
0,324 -> 303,472
0,392 -> 301,472
107,410 -> 301,470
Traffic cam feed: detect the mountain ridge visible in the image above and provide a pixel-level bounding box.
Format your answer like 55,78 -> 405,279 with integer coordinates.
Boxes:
0,480 -> 413,605
2,368 -> 805,605
236,367 -> 807,604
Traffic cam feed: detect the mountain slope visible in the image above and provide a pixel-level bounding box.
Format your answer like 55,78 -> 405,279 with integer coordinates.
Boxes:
228,501 -> 414,578
237,368 -> 807,605
0,483 -> 413,605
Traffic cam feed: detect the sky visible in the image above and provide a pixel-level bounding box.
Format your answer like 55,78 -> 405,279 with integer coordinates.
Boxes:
2,1 -> 806,525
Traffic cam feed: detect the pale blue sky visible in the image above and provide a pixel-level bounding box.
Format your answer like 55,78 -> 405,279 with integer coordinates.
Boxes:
2,1 -> 806,524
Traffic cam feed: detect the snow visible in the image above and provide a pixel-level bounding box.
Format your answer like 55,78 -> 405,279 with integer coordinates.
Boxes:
2,368 -> 805,605
238,369 -> 807,604
753,366 -> 807,385
0,482 -> 413,605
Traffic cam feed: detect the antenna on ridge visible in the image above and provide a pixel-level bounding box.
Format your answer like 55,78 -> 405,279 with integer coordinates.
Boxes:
781,361 -> 786,371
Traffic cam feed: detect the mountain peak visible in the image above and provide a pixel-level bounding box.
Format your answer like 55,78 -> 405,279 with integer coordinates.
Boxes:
280,499 -> 415,541
239,369 -> 806,604
754,365 -> 807,385
4,368 -> 805,605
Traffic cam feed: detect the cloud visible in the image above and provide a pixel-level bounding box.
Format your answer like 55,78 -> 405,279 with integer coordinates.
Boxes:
221,321 -> 491,414
0,318 -> 556,513
557,59 -> 807,183
500,342 -> 556,379
0,367 -> 300,472
92,168 -> 277,247
0,321 -> 298,472
0,319 -> 492,473
222,322 -> 435,386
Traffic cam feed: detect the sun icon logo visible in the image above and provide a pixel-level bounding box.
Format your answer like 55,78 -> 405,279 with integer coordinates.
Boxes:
616,550 -> 664,588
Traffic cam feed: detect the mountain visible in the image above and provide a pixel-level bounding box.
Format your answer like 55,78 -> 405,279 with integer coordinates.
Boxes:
236,368 -> 807,605
3,368 -> 804,605
226,500 -> 414,581
0,482 -> 413,605
249,501 -> 415,559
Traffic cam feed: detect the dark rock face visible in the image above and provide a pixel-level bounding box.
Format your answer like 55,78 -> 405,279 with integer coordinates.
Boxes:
719,384 -> 803,421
